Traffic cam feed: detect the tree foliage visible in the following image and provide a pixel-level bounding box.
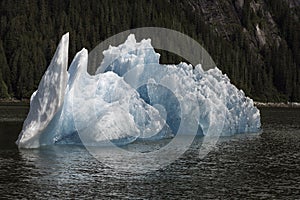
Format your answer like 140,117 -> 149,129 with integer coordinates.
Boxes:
0,0 -> 299,102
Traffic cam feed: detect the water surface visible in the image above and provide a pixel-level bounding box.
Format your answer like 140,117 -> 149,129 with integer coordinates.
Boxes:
0,104 -> 299,199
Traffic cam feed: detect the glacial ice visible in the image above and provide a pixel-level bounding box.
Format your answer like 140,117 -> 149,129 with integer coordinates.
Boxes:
16,33 -> 261,148
16,33 -> 69,148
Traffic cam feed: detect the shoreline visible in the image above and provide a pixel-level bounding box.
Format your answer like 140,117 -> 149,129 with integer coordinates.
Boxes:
254,101 -> 300,108
0,98 -> 30,105
1,98 -> 300,108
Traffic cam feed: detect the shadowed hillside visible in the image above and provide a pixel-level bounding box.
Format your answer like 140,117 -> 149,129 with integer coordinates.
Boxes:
0,0 -> 299,102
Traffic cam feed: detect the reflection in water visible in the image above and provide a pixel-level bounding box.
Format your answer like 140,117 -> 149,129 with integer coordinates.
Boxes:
20,146 -> 96,184
0,107 -> 299,199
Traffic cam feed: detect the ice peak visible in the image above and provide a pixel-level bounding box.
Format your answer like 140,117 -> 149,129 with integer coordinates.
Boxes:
97,34 -> 160,76
17,33 -> 69,148
125,34 -> 137,45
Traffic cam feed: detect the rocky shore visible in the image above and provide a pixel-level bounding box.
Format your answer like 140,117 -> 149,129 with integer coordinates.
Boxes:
254,102 -> 300,108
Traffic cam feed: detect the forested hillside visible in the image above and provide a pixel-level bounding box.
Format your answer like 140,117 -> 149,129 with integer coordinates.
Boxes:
0,0 -> 299,102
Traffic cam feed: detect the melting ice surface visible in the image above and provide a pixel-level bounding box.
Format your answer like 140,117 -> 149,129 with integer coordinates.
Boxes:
16,33 -> 261,148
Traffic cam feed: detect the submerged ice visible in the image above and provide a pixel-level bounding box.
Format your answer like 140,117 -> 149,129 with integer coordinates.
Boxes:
16,33 -> 261,148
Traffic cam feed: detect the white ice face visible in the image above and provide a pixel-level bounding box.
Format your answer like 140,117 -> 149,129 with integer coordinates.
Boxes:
16,33 -> 261,149
98,34 -> 261,136
16,33 -> 69,148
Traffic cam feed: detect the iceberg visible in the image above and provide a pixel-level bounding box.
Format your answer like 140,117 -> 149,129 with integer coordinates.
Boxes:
16,33 -> 261,149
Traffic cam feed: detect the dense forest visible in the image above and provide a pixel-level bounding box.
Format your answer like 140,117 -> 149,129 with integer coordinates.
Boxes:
0,0 -> 299,102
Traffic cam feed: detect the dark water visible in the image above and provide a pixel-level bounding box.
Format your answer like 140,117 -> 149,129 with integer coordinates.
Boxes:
0,104 -> 299,199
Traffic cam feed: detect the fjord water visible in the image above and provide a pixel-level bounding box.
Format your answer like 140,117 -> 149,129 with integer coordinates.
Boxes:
0,104 -> 299,199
